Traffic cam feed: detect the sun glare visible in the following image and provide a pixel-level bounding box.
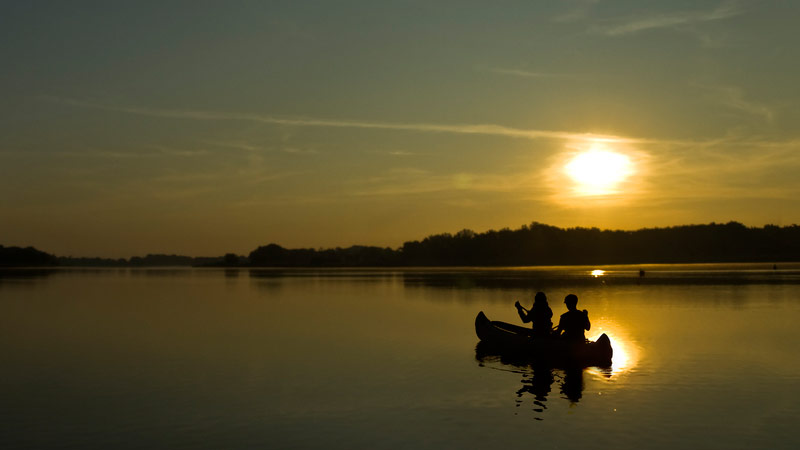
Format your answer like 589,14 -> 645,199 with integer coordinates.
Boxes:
564,147 -> 633,196
587,320 -> 639,377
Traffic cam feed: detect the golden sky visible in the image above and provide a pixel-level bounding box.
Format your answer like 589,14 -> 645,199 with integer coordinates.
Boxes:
2,1 -> 799,257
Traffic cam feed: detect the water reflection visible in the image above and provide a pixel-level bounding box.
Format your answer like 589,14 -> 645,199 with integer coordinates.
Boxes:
401,265 -> 800,292
560,368 -> 584,403
588,319 -> 639,376
516,366 -> 554,416
2,266 -> 798,448
0,268 -> 64,291
517,367 -> 585,411
0,268 -> 58,281
476,346 -> 587,419
476,318 -> 639,419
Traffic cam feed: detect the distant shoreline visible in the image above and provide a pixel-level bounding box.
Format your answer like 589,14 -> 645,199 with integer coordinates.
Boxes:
3,221 -> 799,268
2,262 -> 798,269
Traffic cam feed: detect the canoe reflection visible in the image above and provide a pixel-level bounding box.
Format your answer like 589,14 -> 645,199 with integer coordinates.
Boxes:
476,342 -> 586,418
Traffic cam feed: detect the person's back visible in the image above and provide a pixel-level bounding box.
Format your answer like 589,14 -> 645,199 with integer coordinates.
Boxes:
556,294 -> 590,341
515,291 -> 553,337
558,309 -> 589,341
530,301 -> 553,335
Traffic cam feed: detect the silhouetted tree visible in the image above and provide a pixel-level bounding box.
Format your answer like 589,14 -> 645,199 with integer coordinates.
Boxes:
247,221 -> 800,267
0,245 -> 58,267
7,221 -> 800,268
224,253 -> 240,266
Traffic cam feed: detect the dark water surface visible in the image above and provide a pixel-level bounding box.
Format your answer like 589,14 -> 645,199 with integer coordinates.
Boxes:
2,264 -> 799,449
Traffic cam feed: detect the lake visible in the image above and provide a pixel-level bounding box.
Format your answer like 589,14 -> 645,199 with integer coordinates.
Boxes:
2,264 -> 799,449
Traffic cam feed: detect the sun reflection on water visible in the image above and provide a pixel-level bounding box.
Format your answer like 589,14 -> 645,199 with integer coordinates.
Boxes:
590,269 -> 605,277
587,319 -> 639,377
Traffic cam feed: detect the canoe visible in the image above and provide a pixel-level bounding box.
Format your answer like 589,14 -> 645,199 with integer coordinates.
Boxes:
474,311 -> 613,366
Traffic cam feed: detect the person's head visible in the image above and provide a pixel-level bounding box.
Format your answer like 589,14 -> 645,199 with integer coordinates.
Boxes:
564,294 -> 578,310
534,291 -> 547,305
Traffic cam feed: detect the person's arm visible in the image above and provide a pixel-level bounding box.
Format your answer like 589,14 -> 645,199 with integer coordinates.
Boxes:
583,310 -> 590,331
515,301 -> 531,323
555,315 -> 564,335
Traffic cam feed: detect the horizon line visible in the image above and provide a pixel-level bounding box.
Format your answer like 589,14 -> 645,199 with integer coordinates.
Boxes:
4,219 -> 798,260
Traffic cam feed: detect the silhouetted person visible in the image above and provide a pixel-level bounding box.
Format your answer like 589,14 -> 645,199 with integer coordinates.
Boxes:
555,294 -> 590,341
515,291 -> 553,338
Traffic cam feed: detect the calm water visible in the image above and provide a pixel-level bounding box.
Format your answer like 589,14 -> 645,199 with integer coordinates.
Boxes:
2,264 -> 799,449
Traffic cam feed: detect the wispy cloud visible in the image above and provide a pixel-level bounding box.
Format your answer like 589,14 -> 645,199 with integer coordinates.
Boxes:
280,147 -> 318,155
44,96 -> 797,153
553,0 -> 601,23
485,68 -> 577,79
693,83 -> 774,121
204,140 -> 263,152
542,131 -> 800,209
595,2 -> 742,36
639,141 -> 800,204
48,97 -> 634,144
203,140 -> 317,155
149,145 -> 211,157
345,168 -> 542,198
25,146 -> 210,160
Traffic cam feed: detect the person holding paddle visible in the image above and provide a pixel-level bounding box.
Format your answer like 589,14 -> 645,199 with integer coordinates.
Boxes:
555,294 -> 590,342
514,291 -> 553,338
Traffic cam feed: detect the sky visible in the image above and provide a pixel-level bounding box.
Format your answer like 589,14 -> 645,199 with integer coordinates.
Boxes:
2,1 -> 800,257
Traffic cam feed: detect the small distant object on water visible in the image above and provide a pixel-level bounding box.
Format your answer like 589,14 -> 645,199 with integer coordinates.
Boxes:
773,264 -> 777,270
639,269 -> 645,277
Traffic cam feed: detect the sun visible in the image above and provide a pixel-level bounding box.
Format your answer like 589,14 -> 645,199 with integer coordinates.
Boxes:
564,147 -> 633,196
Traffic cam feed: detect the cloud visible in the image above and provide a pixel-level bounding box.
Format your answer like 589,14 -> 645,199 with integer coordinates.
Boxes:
345,168 -> 543,198
16,146 -> 209,160
203,140 -> 317,155
49,97 -> 634,144
595,2 -> 742,36
553,0 -> 601,23
204,141 -> 263,152
45,96 -> 798,155
485,68 -> 576,79
149,145 -> 211,157
639,140 -> 800,204
693,83 -> 774,121
280,147 -> 318,155
541,132 -> 800,209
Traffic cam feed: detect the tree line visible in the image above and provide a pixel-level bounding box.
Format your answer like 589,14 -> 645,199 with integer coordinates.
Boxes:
247,221 -> 800,266
0,247 -> 227,267
2,221 -> 799,267
0,245 -> 58,267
